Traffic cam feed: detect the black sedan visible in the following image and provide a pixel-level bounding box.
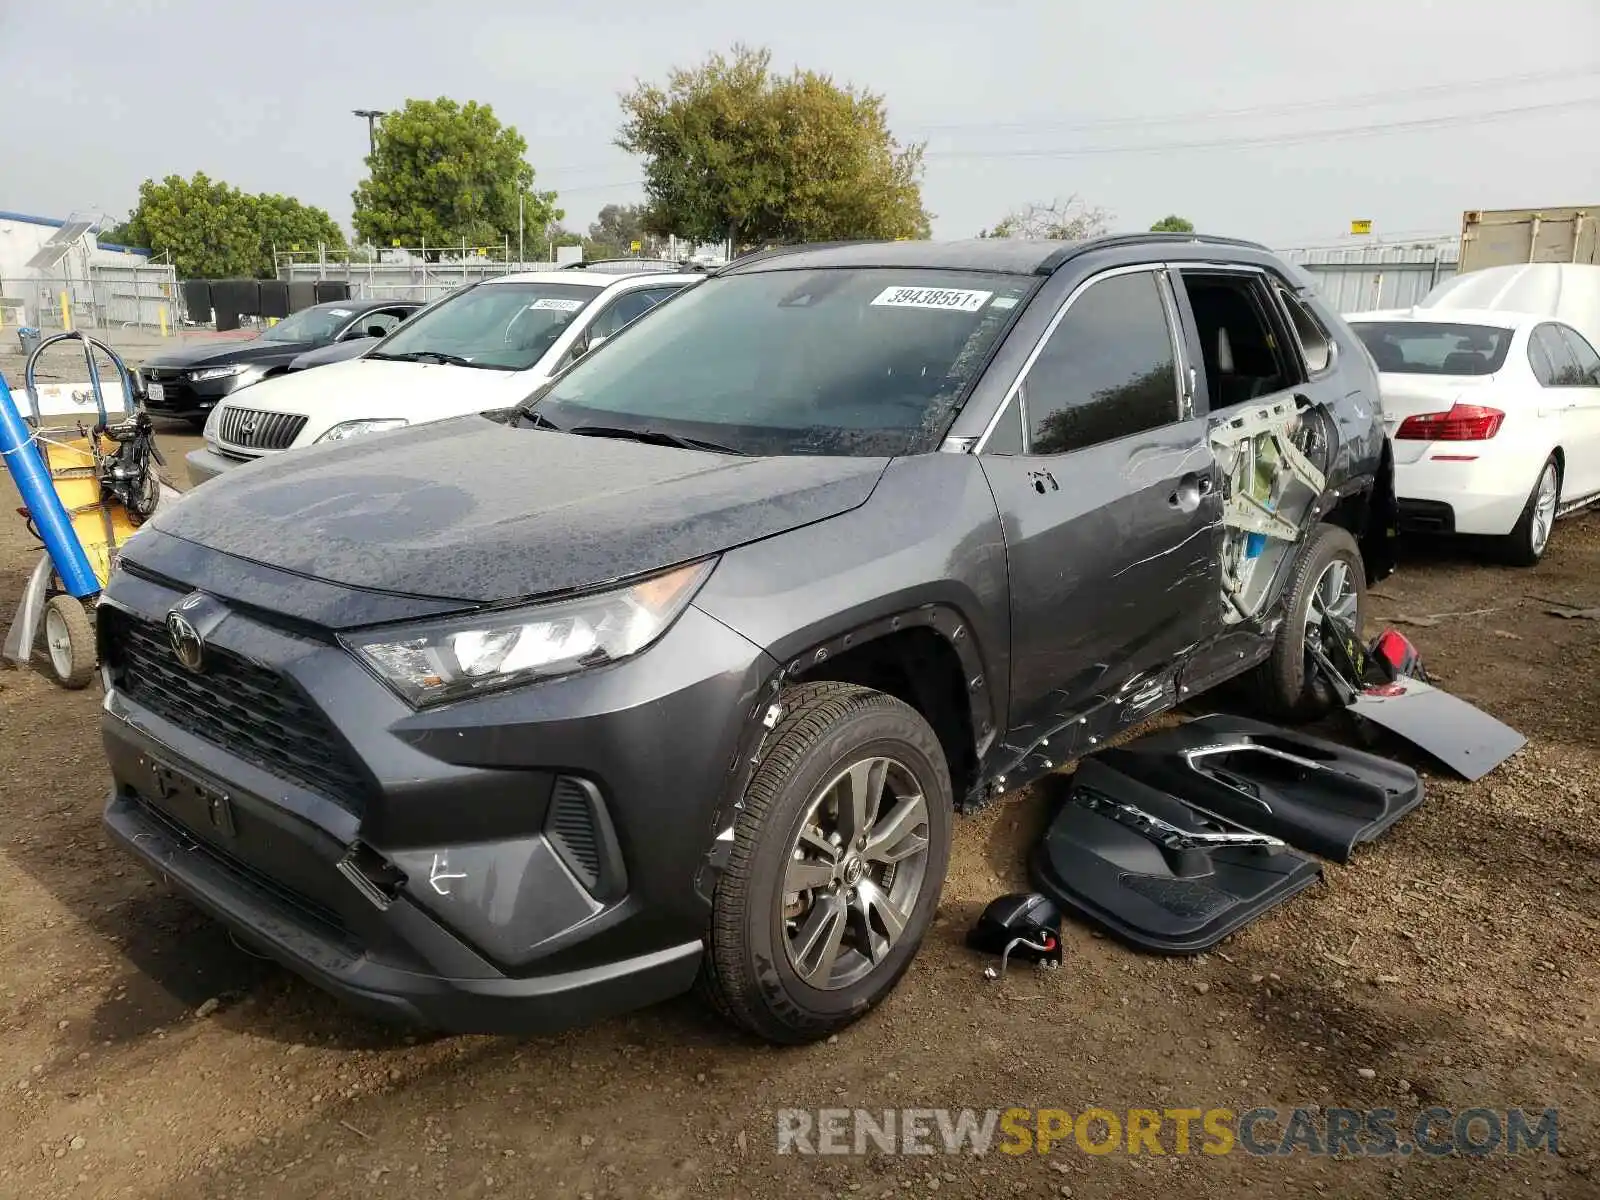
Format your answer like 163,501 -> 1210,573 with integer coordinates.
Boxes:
138,299 -> 422,424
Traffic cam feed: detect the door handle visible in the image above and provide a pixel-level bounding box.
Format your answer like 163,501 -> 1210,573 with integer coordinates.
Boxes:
1168,472 -> 1212,511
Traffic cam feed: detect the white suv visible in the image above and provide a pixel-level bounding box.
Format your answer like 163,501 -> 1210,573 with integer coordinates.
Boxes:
186,265 -> 704,485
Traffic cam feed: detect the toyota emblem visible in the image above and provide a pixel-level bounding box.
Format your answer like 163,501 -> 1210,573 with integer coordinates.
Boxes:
166,610 -> 204,671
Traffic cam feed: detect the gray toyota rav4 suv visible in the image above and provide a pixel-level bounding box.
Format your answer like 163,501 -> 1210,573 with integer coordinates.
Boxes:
99,235 -> 1395,1044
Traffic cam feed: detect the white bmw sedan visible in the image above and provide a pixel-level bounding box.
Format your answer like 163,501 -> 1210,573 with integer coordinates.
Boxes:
1347,309 -> 1600,565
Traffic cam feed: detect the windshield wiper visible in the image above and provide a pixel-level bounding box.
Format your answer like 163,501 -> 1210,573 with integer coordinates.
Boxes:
565,423 -> 746,456
366,350 -> 481,368
519,409 -> 564,432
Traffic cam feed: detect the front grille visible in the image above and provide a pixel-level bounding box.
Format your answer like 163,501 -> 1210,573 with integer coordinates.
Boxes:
217,406 -> 307,451
139,368 -> 197,409
103,607 -> 369,814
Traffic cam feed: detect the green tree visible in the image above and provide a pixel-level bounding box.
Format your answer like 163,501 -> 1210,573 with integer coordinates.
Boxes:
95,220 -> 142,248
617,44 -> 930,250
110,172 -> 345,277
252,192 -> 346,267
352,97 -> 561,254
1149,214 -> 1195,233
585,203 -> 660,258
979,197 -> 1110,240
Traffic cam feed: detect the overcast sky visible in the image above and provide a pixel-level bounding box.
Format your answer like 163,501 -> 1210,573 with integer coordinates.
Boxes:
3,0 -> 1597,248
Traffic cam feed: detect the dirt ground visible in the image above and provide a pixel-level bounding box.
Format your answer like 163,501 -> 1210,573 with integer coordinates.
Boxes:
0,409 -> 1596,1199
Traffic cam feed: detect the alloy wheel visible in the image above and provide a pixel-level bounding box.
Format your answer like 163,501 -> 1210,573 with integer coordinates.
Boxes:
781,756 -> 931,991
1303,558 -> 1359,645
1531,463 -> 1558,557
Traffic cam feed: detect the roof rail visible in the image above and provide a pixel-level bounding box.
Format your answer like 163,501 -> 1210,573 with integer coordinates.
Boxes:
713,239 -> 885,275
560,258 -> 709,273
1035,231 -> 1273,275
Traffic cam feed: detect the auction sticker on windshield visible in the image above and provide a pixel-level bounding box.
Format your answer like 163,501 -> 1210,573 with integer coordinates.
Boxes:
528,298 -> 585,312
871,286 -> 993,313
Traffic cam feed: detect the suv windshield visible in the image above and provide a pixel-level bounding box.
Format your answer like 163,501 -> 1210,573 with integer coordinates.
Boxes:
525,268 -> 1033,455
1350,320 -> 1513,376
260,305 -> 350,344
371,282 -> 599,371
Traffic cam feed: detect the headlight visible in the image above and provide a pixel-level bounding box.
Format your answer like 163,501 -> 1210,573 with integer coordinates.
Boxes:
315,418 -> 409,443
202,403 -> 224,444
188,364 -> 247,381
342,559 -> 716,707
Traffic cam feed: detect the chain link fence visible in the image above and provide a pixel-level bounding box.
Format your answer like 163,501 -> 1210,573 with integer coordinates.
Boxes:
3,263 -> 181,333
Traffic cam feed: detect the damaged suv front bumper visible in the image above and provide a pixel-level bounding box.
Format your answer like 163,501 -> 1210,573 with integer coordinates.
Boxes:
97,561 -> 775,1033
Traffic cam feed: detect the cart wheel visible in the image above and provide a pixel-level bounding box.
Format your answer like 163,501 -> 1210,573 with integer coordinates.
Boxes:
42,595 -> 97,689
129,469 -> 161,521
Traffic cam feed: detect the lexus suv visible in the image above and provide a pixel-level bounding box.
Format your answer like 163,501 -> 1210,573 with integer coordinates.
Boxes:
99,235 -> 1395,1044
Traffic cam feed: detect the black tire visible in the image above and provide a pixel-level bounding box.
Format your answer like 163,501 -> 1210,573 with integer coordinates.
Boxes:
42,595 -> 97,689
1498,455 -> 1560,568
1254,523 -> 1367,721
698,681 -> 953,1044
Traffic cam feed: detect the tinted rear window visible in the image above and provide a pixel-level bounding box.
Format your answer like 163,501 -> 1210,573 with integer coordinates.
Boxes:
1350,321 -> 1512,376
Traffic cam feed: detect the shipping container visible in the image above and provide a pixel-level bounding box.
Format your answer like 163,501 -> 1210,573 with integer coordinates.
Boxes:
1459,206 -> 1598,274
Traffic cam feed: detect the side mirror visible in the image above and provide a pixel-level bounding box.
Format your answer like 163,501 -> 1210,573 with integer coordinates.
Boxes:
365,325 -> 387,339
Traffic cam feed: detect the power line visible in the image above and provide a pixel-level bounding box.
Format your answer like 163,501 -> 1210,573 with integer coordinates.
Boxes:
549,178 -> 644,195
908,64 -> 1600,135
539,77 -> 1600,196
924,94 -> 1600,161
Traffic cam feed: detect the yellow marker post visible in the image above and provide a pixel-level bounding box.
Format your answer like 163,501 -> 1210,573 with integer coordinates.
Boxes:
59,291 -> 73,332
158,305 -> 170,337
266,317 -> 278,327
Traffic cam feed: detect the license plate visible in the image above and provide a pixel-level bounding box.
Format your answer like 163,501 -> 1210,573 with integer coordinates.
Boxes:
145,383 -> 164,403
149,757 -> 236,837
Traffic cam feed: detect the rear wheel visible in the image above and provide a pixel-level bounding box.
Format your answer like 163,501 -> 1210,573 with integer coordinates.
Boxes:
1254,523 -> 1367,720
1498,455 -> 1560,567
698,682 -> 953,1044
42,595 -> 96,689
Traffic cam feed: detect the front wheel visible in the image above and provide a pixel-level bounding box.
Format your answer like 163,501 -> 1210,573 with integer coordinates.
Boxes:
698,681 -> 953,1044
1498,455 -> 1560,567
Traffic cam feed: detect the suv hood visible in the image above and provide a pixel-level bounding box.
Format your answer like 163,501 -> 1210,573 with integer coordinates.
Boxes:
149,414 -> 889,604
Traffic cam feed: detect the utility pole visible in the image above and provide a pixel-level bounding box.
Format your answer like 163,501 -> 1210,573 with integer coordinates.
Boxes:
353,109 -> 384,156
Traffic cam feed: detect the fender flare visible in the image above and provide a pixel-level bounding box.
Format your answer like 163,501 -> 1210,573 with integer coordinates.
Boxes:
692,602 -> 998,904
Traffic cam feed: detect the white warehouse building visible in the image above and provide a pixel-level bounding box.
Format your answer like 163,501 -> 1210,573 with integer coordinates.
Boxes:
0,209 -> 156,329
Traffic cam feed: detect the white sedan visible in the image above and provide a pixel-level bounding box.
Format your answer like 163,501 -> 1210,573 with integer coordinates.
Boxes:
184,266 -> 703,486
1346,308 -> 1600,565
